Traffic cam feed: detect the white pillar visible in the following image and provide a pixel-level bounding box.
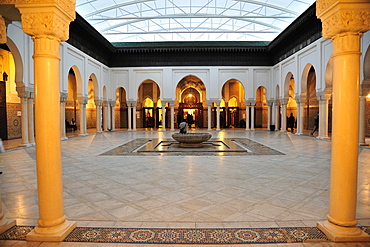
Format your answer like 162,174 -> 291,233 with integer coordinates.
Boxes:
245,105 -> 250,130
102,101 -> 108,131
216,104 -> 220,131
251,104 -> 255,131
28,93 -> 35,144
132,105 -> 137,131
162,105 -> 166,131
60,93 -> 67,140
95,100 -> 102,133
267,100 -> 273,130
318,93 -> 330,140
20,96 -> 30,146
127,106 -> 132,131
207,104 -> 212,130
110,101 -> 116,131
274,100 -> 280,131
78,96 -> 87,136
297,101 -> 304,135
359,96 -> 368,146
281,98 -> 288,132
170,104 -> 175,131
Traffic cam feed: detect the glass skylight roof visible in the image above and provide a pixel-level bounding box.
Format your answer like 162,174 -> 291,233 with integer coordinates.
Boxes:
76,0 -> 316,43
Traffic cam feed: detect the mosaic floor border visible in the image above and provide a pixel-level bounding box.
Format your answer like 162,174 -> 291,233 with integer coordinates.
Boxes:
101,138 -> 284,156
1,226 -> 369,244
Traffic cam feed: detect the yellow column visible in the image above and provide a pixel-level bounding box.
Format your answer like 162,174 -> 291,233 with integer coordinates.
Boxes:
316,0 -> 370,242
15,0 -> 76,242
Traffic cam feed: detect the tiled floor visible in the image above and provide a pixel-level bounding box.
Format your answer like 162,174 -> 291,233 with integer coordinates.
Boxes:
0,129 -> 369,246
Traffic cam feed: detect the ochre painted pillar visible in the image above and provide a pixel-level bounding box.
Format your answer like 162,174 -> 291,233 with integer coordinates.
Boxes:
316,0 -> 370,242
15,0 -> 76,241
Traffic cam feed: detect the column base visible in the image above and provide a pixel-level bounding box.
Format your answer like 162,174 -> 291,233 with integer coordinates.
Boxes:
27,220 -> 76,242
0,218 -> 16,234
317,221 -> 370,242
295,132 -> 304,135
19,143 -> 32,147
317,136 -> 330,140
170,129 -> 175,131
61,137 -> 68,141
78,133 -> 88,137
96,131 -> 103,134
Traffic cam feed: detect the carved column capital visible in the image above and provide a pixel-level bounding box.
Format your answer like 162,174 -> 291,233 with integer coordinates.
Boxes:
280,97 -> 289,105
94,98 -> 101,106
15,0 -> 75,41
295,95 -> 306,104
246,99 -> 256,106
60,92 -> 68,102
316,91 -> 332,101
77,96 -> 87,105
316,0 -> 370,39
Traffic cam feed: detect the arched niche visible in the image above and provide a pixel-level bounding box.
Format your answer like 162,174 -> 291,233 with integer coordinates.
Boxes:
255,86 -> 267,128
176,75 -> 206,128
116,87 -> 128,128
138,80 -> 160,128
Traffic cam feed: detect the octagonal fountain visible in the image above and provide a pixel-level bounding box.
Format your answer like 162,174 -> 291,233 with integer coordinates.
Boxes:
172,122 -> 212,148
172,132 -> 212,148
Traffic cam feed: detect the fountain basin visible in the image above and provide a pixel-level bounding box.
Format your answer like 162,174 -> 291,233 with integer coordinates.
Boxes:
172,133 -> 212,148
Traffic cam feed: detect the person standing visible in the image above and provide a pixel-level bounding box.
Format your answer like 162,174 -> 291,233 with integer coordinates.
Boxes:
287,113 -> 295,132
310,113 -> 319,136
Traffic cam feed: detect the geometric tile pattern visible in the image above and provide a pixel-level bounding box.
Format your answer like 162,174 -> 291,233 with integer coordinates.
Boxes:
0,226 -> 333,244
101,138 -> 284,156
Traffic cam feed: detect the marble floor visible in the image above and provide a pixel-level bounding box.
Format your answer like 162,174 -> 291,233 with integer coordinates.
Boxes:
0,129 -> 369,246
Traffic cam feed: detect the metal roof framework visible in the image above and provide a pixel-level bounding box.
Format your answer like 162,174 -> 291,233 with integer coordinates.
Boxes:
76,0 -> 316,42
